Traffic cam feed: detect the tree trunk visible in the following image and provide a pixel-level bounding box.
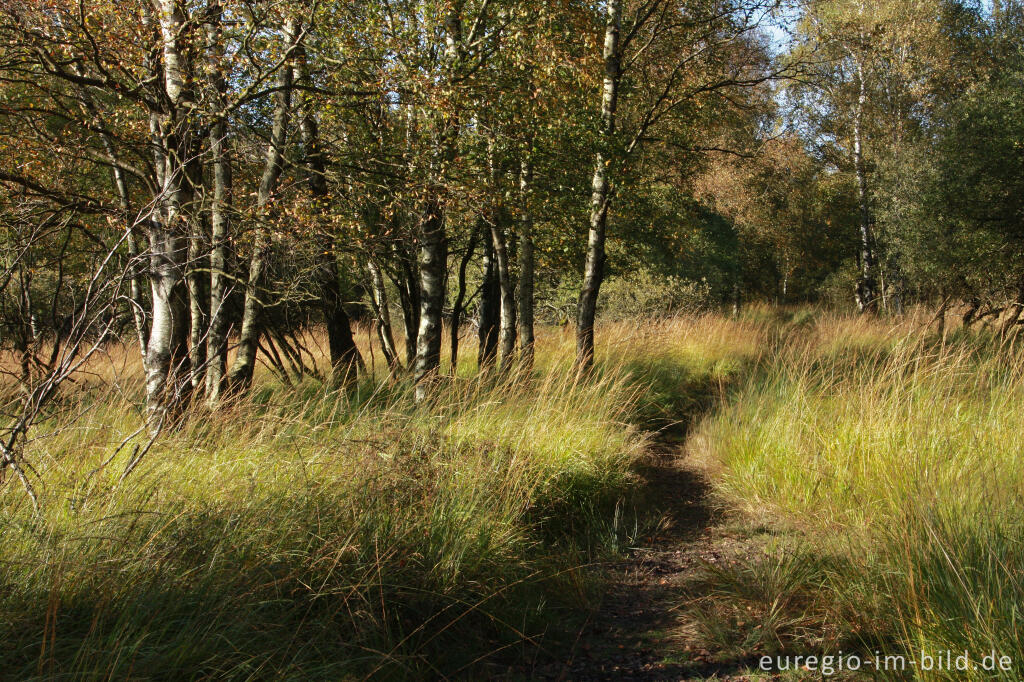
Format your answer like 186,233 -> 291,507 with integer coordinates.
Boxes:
397,111 -> 420,368
781,256 -> 789,302
413,199 -> 447,400
393,241 -> 420,366
491,219 -> 516,369
367,258 -> 400,371
930,295 -> 952,341
576,0 -> 622,370
477,222 -> 500,370
293,54 -> 363,382
14,266 -> 36,388
962,297 -> 980,328
517,156 -> 535,370
413,9 -> 462,400
853,59 -> 877,314
485,136 -> 516,369
450,223 -> 480,375
126,232 -> 148,357
227,20 -> 299,390
885,261 -> 905,315
205,113 -> 231,404
187,225 -> 209,391
145,214 -> 193,428
103,130 -> 148,356
1001,280 -> 1024,336
204,0 -> 231,405
144,0 -> 198,430
317,245 -> 362,382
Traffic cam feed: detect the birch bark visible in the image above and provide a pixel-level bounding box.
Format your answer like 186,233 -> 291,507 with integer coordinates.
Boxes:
576,0 -> 621,369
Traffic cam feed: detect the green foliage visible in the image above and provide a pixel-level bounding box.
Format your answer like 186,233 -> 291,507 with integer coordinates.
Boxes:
815,261 -> 861,309
697,138 -> 861,305
610,188 -> 741,300
882,37 -> 1024,301
598,272 -> 712,321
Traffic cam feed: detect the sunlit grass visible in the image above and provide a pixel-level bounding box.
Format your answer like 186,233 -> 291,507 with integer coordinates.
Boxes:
692,311 -> 1024,679
15,308 -> 1016,679
1,316 -> 761,679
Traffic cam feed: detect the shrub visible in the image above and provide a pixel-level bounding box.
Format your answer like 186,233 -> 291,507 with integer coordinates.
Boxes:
598,271 -> 712,321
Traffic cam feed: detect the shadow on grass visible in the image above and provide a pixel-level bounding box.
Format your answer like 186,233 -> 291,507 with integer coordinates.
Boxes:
520,325 -> 908,680
510,355 -> 747,680
1,449 -> 615,680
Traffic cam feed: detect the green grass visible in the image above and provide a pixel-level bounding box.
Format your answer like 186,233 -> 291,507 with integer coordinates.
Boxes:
12,308 -> 1020,680
691,310 -> 1024,680
0,358 -> 623,677
2,316 -> 763,680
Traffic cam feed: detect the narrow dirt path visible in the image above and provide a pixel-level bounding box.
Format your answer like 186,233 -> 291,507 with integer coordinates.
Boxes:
528,440 -> 768,681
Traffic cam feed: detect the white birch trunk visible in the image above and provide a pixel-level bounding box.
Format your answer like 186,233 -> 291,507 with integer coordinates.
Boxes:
517,155 -> 535,369
576,0 -> 622,369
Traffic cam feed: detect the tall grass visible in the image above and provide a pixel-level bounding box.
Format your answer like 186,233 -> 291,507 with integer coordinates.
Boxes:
1,316 -> 764,679
691,311 -> 1024,679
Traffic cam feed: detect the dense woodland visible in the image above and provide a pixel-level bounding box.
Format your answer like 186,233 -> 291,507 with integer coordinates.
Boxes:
1,0 -> 1024,679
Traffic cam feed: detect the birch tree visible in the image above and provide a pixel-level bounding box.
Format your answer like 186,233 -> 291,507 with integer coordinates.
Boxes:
575,0 -> 789,367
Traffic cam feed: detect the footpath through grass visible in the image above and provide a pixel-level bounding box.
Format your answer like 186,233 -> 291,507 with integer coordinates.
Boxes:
0,317 -> 760,680
7,308 -> 1021,680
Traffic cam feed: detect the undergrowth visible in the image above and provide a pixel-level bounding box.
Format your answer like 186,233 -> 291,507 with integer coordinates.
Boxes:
0,316 -> 756,680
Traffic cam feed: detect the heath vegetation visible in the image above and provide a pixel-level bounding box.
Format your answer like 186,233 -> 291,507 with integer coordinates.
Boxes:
1,0 -> 1022,678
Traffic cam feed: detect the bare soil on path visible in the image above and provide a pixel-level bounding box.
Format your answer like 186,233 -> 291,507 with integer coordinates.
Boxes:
521,439 -> 775,682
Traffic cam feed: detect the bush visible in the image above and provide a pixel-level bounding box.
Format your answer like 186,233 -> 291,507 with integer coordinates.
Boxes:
815,261 -> 859,310
598,271 -> 712,321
